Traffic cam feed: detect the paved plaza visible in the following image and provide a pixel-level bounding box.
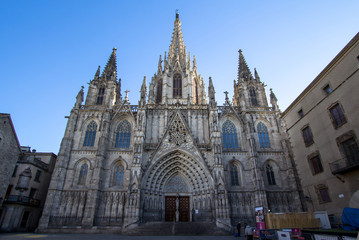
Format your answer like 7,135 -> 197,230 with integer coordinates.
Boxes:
0,233 -> 245,240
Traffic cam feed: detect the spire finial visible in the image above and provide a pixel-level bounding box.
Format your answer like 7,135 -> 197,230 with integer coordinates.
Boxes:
124,89 -> 130,102
176,9 -> 179,19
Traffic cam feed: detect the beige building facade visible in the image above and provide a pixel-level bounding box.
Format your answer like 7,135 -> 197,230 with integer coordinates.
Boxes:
0,147 -> 57,232
0,114 -> 21,208
38,14 -> 303,233
282,33 -> 359,226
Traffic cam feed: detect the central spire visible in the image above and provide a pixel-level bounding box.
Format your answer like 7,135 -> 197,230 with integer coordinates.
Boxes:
168,12 -> 186,68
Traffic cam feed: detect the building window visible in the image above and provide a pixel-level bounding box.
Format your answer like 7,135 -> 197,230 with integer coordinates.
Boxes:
78,163 -> 88,185
222,120 -> 239,149
112,164 -> 124,186
249,87 -> 258,106
29,188 -> 37,198
341,137 -> 359,165
316,185 -> 331,203
302,126 -> 314,147
265,164 -> 276,185
83,121 -> 97,147
323,84 -> 332,95
298,109 -> 304,118
257,122 -> 270,148
308,154 -> 324,175
12,165 -> 18,177
96,87 -> 105,105
173,73 -> 182,98
115,120 -> 131,148
34,170 -> 41,182
329,103 -> 346,128
230,164 -> 240,186
20,211 -> 30,228
156,79 -> 162,104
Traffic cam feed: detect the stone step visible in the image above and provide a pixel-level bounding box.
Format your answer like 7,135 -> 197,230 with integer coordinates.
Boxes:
123,221 -> 231,236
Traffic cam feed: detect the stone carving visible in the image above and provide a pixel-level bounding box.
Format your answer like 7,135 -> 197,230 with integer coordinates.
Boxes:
164,175 -> 188,192
169,115 -> 187,145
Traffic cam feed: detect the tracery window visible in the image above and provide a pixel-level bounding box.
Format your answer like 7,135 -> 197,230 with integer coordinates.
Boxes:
257,122 -> 270,148
115,120 -> 131,148
249,87 -> 258,106
156,79 -> 163,104
112,164 -> 124,186
265,164 -> 276,185
83,121 -> 97,147
96,87 -> 105,105
230,164 -> 240,186
222,120 -> 239,149
78,163 -> 88,185
173,73 -> 182,98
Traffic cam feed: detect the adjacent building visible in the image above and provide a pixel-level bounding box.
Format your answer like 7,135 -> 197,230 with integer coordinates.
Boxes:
282,33 -> 359,226
38,13 -> 303,233
0,147 -> 57,232
0,114 -> 21,208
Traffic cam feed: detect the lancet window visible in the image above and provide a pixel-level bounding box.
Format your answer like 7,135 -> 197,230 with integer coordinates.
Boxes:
230,164 -> 240,186
115,120 -> 131,148
112,164 -> 124,186
222,120 -> 239,149
96,86 -> 105,105
156,79 -> 163,104
194,80 -> 199,104
249,87 -> 258,106
265,164 -> 276,185
257,122 -> 270,148
173,73 -> 182,98
78,163 -> 88,185
83,121 -> 97,147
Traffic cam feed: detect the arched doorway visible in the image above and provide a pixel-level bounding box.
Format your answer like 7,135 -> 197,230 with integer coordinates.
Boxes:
140,151 -> 214,222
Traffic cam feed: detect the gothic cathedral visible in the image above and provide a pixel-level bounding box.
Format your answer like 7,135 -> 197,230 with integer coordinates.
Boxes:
38,13 -> 303,232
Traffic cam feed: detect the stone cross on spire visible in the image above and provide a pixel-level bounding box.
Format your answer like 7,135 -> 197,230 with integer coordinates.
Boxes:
224,91 -> 229,101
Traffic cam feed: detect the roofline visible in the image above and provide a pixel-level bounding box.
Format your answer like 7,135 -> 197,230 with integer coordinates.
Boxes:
0,113 -> 21,152
282,32 -> 359,117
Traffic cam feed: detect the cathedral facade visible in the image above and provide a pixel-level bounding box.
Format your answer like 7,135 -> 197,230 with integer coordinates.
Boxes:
38,13 -> 303,232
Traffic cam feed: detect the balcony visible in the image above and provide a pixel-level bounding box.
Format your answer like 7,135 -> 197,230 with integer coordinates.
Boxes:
329,156 -> 359,174
4,195 -> 40,207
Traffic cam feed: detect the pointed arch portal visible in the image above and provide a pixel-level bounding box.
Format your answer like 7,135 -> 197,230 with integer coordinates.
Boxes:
141,151 -> 214,222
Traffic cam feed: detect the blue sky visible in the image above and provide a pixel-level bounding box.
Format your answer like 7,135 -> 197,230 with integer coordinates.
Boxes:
1,1 -> 358,153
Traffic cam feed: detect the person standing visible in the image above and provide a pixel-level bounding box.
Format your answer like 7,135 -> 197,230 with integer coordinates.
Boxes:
245,224 -> 254,240
236,222 -> 241,237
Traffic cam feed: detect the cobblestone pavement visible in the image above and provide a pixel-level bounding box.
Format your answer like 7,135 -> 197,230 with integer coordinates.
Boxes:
0,233 -> 246,240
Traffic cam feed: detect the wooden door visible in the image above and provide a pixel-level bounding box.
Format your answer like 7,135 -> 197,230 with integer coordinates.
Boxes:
165,196 -> 176,221
179,196 -> 190,222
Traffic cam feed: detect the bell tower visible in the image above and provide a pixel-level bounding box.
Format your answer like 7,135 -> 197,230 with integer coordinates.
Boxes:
233,50 -> 268,110
148,13 -> 207,106
84,48 -> 122,108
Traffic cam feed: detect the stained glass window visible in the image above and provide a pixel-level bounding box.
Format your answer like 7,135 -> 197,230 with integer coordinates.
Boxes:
257,122 -> 270,148
78,163 -> 88,185
83,121 -> 97,147
115,120 -> 131,148
113,165 -> 124,186
173,73 -> 182,98
222,120 -> 239,149
266,164 -> 276,185
230,164 -> 240,186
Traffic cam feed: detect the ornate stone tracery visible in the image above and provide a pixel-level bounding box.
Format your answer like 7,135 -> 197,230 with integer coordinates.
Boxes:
169,115 -> 187,145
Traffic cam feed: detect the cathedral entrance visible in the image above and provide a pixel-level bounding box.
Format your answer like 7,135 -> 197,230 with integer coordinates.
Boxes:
165,196 -> 190,222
